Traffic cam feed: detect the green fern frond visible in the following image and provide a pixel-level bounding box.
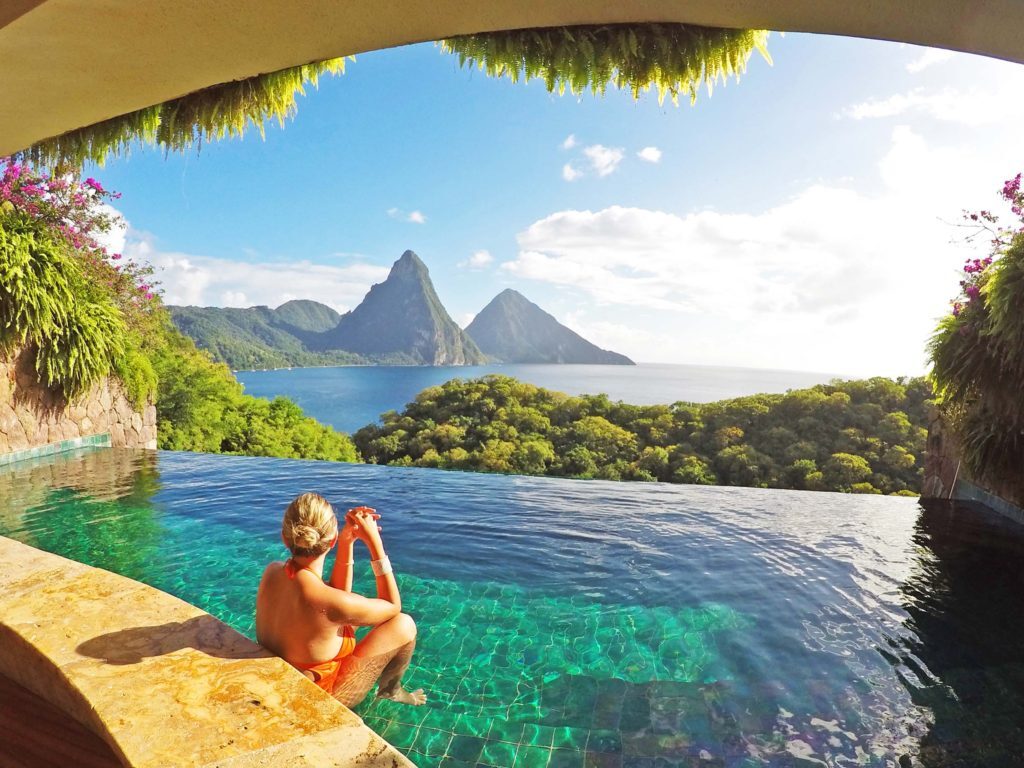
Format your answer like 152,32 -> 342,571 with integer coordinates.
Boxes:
19,58 -> 351,168
441,24 -> 772,106
928,233 -> 1024,499
1,211 -> 129,400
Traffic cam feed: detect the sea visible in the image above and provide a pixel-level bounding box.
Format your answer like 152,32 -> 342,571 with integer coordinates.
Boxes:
235,363 -> 841,435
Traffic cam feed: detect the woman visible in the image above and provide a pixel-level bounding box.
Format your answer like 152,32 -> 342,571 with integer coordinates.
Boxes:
255,492 -> 426,707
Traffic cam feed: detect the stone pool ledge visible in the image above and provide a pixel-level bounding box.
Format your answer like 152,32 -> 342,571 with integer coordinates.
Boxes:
0,536 -> 413,768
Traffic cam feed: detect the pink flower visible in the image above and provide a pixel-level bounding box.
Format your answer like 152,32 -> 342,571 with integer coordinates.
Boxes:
1002,173 -> 1022,200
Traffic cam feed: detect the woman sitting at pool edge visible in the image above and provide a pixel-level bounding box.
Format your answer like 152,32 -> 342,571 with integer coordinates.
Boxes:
255,492 -> 426,707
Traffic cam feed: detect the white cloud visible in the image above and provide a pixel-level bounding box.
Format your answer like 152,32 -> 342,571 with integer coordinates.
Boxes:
561,134 -> 577,150
502,125 -> 1017,375
122,230 -> 389,313
221,290 -> 249,306
387,207 -> 427,224
906,48 -> 953,73
583,144 -> 624,176
94,203 -> 127,255
637,146 -> 662,163
562,163 -> 583,182
842,65 -> 1024,126
458,249 -> 494,269
561,311 -> 656,356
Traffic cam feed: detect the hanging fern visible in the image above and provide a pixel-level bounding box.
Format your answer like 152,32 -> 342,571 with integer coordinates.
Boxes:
0,211 -> 128,400
18,23 -> 771,168
0,213 -> 78,350
35,288 -> 127,400
928,233 -> 1024,499
440,23 -> 772,104
19,58 -> 351,168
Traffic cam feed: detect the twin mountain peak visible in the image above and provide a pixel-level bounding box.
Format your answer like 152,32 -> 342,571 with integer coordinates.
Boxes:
168,250 -> 634,369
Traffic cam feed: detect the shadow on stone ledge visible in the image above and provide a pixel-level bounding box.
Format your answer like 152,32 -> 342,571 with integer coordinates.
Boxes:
77,614 -> 270,665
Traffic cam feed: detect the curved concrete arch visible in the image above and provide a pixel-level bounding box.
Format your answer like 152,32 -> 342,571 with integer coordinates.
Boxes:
1,1 -> 1023,157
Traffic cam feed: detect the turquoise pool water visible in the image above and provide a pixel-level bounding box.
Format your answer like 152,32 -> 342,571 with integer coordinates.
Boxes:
2,448 -> 1023,767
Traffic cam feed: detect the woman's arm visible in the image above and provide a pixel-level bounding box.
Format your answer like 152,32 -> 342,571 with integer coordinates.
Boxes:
329,538 -> 355,592
351,507 -> 402,614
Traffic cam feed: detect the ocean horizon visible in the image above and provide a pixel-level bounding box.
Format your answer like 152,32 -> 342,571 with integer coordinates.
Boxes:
235,362 -> 855,435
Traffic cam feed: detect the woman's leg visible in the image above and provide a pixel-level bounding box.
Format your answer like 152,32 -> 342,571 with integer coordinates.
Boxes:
331,613 -> 426,708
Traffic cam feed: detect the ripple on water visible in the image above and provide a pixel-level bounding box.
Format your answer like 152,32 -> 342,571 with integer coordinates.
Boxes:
2,448 -> 1024,766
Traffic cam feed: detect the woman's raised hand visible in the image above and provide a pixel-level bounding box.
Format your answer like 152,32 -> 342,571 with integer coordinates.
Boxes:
337,515 -> 358,547
346,506 -> 382,545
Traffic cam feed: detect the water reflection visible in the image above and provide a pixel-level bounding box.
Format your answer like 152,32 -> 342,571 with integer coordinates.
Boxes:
0,447 -> 163,581
899,499 -> 1024,766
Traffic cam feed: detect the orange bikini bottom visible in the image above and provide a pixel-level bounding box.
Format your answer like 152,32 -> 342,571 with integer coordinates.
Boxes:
293,626 -> 357,692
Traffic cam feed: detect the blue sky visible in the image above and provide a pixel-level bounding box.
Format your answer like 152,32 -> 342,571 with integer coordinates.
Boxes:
95,32 -> 1024,376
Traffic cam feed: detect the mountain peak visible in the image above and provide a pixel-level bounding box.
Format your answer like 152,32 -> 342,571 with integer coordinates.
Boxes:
312,251 -> 485,365
495,288 -> 526,302
466,290 -> 634,365
391,250 -> 428,276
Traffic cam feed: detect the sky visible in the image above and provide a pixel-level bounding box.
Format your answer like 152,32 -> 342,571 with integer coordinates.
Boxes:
92,32 -> 1024,377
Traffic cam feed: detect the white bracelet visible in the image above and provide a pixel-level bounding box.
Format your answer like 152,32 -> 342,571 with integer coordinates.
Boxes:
371,556 -> 393,577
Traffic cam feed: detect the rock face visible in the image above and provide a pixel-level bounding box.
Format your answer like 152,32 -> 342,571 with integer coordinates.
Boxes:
923,409 -> 1024,514
0,347 -> 157,456
312,251 -> 486,365
466,289 -> 635,365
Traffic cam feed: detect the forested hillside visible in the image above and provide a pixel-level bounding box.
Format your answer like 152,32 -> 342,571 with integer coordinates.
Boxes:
168,301 -> 364,370
354,375 -> 930,494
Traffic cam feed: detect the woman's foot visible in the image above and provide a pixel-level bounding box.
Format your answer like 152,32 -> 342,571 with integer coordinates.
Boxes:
377,685 -> 427,705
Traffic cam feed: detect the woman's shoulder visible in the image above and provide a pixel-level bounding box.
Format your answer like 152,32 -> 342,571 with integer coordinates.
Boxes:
259,560 -> 287,584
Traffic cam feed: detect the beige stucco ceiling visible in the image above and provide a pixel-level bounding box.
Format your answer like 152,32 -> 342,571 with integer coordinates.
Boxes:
2,1 -> 1023,158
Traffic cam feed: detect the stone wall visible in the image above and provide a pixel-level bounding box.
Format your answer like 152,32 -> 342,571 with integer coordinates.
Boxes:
0,347 -> 156,455
921,411 -> 961,499
923,408 -> 1024,516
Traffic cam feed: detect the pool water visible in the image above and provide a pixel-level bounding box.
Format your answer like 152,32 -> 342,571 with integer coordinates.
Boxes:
2,448 -> 1024,767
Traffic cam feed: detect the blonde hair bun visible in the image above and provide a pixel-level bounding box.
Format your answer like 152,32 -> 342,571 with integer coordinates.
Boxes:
282,493 -> 337,557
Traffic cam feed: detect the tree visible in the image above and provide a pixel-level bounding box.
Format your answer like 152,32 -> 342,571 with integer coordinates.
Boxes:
823,453 -> 872,491
561,446 -> 598,478
513,439 -> 555,475
713,444 -> 773,487
635,446 -> 670,481
567,416 -> 637,464
671,456 -> 717,485
784,459 -> 819,490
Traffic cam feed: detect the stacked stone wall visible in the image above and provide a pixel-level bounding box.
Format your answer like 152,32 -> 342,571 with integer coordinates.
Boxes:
0,347 -> 156,455
922,408 -> 1023,511
922,411 -> 961,499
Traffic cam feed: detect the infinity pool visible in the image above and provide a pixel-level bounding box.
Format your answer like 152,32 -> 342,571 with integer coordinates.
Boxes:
2,448 -> 1023,767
